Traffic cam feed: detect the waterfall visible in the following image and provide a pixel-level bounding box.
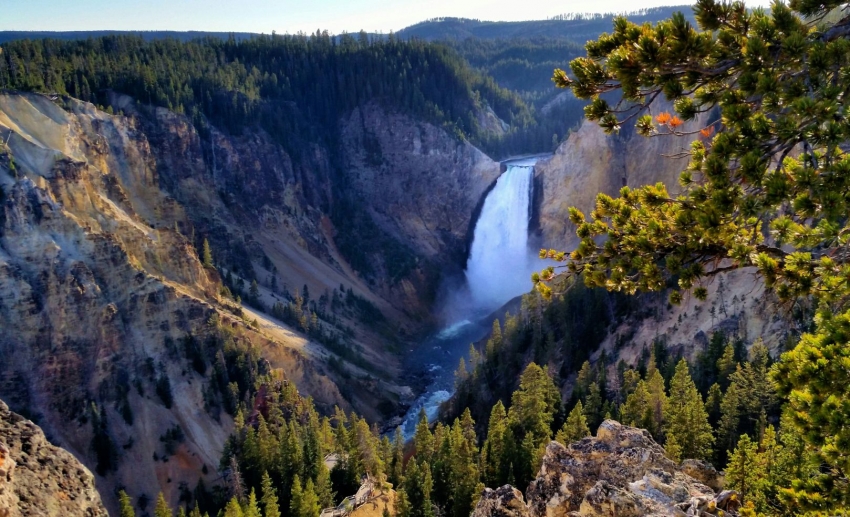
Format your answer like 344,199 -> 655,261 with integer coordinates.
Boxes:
465,164 -> 534,311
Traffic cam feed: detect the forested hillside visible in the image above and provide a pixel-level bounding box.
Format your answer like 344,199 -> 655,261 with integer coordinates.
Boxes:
0,33 -> 531,153
396,7 -> 693,41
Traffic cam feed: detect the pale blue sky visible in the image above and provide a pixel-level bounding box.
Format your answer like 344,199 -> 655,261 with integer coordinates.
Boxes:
1,0 -> 774,34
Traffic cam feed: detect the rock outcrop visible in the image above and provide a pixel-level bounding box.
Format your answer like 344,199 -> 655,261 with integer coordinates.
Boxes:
0,399 -> 107,517
472,486 -> 531,517
473,421 -> 740,517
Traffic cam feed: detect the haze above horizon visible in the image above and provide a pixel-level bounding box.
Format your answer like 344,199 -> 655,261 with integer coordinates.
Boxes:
2,0 -> 773,35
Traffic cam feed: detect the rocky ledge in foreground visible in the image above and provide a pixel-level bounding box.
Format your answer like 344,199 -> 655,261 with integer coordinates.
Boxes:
473,420 -> 740,517
0,400 -> 107,517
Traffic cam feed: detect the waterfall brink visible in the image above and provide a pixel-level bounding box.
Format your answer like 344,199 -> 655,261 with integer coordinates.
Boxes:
465,164 -> 534,311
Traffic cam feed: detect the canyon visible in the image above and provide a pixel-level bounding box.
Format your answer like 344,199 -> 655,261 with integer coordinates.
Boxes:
0,90 -> 785,514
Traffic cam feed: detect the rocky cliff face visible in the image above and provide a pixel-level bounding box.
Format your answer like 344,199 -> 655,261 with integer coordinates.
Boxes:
0,90 -> 504,513
341,102 -> 500,264
0,92 -> 360,513
473,421 -> 740,517
0,399 -> 107,517
535,112 -> 697,251
532,107 -> 790,368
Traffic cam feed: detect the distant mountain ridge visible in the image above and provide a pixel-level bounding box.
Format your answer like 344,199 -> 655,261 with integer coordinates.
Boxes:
0,30 -> 259,44
0,7 -> 696,47
396,6 -> 694,41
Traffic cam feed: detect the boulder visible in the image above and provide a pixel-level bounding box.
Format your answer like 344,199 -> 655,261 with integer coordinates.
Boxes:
472,485 -> 531,517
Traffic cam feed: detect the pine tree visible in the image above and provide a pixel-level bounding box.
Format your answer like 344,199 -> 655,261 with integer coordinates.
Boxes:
448,410 -> 480,517
299,479 -> 321,517
454,357 -> 468,389
485,320 -> 502,359
574,361 -> 594,400
716,343 -> 737,390
289,475 -> 303,517
663,359 -> 713,461
482,401 -> 508,487
389,426 -> 405,488
314,460 -> 335,508
704,383 -> 723,429
403,458 -> 434,517
645,369 -> 667,441
243,489 -> 260,517
119,490 -> 135,517
556,400 -> 590,445
396,488 -> 411,517
154,493 -> 172,517
509,363 -> 560,445
260,471 -> 281,517
725,434 -> 764,508
621,369 -> 667,441
414,409 -> 434,461
201,238 -> 213,267
223,497 -> 243,517
582,382 -> 603,431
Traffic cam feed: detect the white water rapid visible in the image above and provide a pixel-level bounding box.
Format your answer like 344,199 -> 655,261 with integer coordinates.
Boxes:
465,164 -> 535,312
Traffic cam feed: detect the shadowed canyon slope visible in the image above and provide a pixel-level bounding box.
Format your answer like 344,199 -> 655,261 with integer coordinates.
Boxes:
0,91 -> 498,512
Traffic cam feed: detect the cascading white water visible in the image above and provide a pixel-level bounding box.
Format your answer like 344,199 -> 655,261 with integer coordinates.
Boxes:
397,160 -> 541,439
465,164 -> 534,311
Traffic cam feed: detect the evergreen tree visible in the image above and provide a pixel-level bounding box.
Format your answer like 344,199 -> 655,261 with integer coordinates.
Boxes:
201,238 -> 213,268
663,359 -> 713,461
154,493 -> 172,517
485,320 -> 502,359
414,409 -> 434,461
395,488 -> 411,517
389,427 -> 405,488
260,471 -> 281,517
314,460 -> 335,508
621,369 -> 667,441
582,382 -> 604,431
725,434 -> 763,508
448,410 -> 481,517
508,363 -> 560,486
223,497 -> 244,517
119,490 -> 136,517
716,343 -> 737,391
509,363 -> 559,444
402,458 -> 434,517
482,400 -> 508,487
556,400 -> 590,445
704,383 -> 723,429
289,475 -> 303,517
298,479 -> 321,517
243,489 -> 260,517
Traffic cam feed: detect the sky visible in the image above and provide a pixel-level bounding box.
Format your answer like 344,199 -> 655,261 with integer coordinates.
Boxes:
1,0 -> 774,35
